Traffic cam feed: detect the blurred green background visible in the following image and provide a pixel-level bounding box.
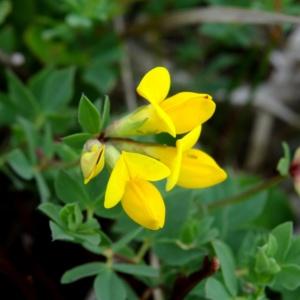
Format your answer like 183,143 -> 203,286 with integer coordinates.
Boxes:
1,0 -> 300,299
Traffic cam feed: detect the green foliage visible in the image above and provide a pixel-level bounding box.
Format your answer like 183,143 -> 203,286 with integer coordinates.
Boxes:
100,95 -> 111,130
112,263 -> 159,277
212,240 -> 237,296
94,269 -> 126,300
78,94 -> 101,134
39,201 -> 103,249
29,67 -> 76,112
205,278 -> 231,300
7,70 -> 39,120
7,149 -> 34,180
61,262 -> 106,284
277,142 -> 291,176
0,0 -> 11,25
1,1 -> 300,299
55,170 -> 90,205
62,133 -> 93,149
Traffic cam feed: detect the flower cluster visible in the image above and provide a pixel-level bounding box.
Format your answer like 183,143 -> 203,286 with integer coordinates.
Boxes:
80,67 -> 227,230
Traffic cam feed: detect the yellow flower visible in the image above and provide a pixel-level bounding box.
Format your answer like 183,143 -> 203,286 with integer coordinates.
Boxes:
80,139 -> 105,184
104,151 -> 170,230
106,67 -> 216,137
112,126 -> 227,191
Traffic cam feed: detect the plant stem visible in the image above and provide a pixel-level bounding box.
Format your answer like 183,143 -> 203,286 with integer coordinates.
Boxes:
86,207 -> 94,220
169,256 -> 219,300
134,239 -> 151,263
208,175 -> 285,210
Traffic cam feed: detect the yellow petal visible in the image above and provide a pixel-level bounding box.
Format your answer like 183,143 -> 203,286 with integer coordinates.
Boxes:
122,151 -> 170,181
133,103 -> 176,137
136,67 -> 170,104
166,126 -> 202,189
165,126 -> 201,191
165,144 -> 183,191
121,178 -> 165,230
104,156 -> 128,208
141,145 -> 181,191
161,92 -> 216,134
177,126 -> 201,152
177,149 -> 227,188
144,145 -> 177,166
81,144 -> 105,184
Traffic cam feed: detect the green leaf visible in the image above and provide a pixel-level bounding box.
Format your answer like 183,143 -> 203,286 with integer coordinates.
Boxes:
60,203 -> 83,231
277,142 -> 291,176
29,67 -> 53,98
154,240 -> 203,266
32,67 -> 76,112
286,237 -> 300,265
272,222 -> 293,262
84,64 -> 117,94
94,270 -> 126,300
61,262 -> 106,284
158,189 -> 193,238
18,117 -> 38,164
34,172 -> 50,202
205,278 -> 231,300
43,123 -> 54,158
212,240 -> 237,296
112,227 -> 143,252
272,264 -> 300,291
73,231 -> 101,246
54,143 -> 78,162
0,0 -> 11,24
55,170 -> 90,205
7,149 -> 33,180
100,95 -> 110,130
113,263 -> 159,278
7,70 -> 39,120
0,92 -> 15,126
38,202 -> 62,225
78,94 -> 101,133
62,133 -> 92,149
255,248 -> 281,278
263,234 -> 278,257
49,221 -> 74,242
123,281 -> 139,300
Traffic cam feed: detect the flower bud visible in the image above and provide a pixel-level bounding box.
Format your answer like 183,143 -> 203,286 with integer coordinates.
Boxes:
80,139 -> 105,184
290,148 -> 300,196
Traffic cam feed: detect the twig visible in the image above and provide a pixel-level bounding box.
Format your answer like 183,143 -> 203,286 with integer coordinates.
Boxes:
134,239 -> 151,263
114,17 -> 137,111
208,175 -> 284,210
169,256 -> 219,300
127,6 -> 300,35
149,251 -> 163,300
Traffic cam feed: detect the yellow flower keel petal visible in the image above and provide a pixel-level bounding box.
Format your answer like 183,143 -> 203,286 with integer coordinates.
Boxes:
121,179 -> 165,230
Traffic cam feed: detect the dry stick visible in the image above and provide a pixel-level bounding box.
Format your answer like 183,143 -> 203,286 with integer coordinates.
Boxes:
127,6 -> 300,36
114,17 -> 137,111
169,256 -> 220,300
150,251 -> 164,300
